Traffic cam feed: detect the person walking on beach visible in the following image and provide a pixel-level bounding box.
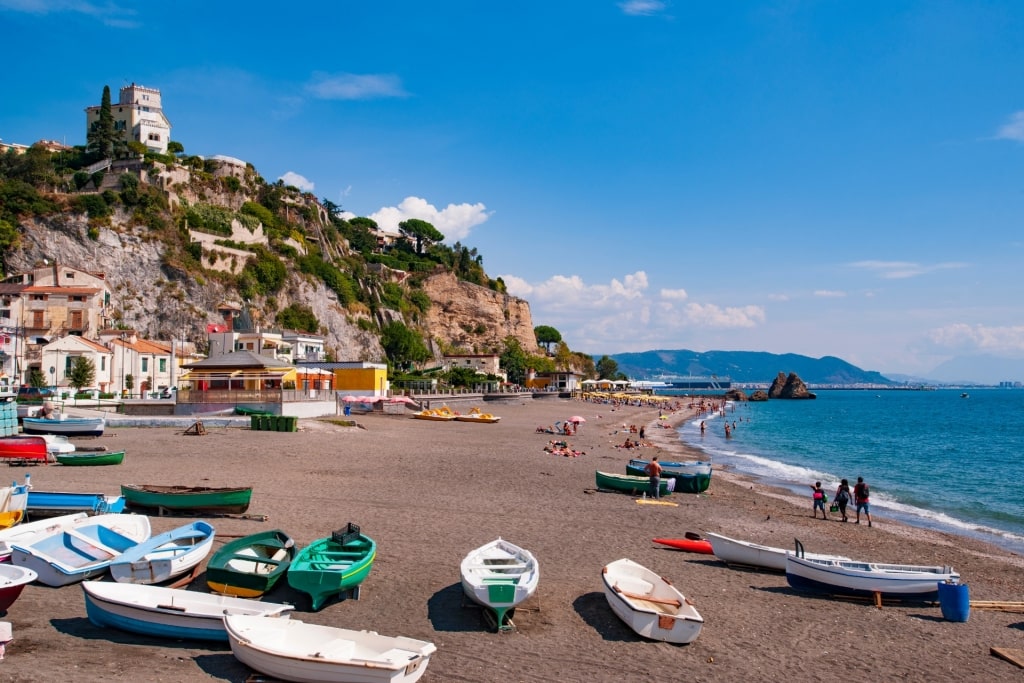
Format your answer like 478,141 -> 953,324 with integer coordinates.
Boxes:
854,476 -> 872,527
809,481 -> 829,519
645,456 -> 662,499
834,478 -> 852,522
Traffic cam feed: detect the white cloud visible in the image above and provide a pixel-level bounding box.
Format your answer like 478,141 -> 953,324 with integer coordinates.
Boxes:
659,288 -> 688,301
619,1 -> 667,16
924,323 -> 1024,355
0,0 -> 138,26
814,290 -> 846,298
847,260 -> 967,279
368,196 -> 492,241
501,270 -> 765,352
305,72 -> 408,100
278,172 -> 314,192
767,293 -> 789,301
995,111 -> 1024,142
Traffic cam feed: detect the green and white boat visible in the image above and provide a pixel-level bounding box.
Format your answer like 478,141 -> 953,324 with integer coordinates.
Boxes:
206,529 -> 295,598
595,470 -> 675,496
287,524 -> 376,611
460,538 -> 539,631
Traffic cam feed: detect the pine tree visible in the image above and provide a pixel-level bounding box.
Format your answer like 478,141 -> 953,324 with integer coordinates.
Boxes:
87,85 -> 116,159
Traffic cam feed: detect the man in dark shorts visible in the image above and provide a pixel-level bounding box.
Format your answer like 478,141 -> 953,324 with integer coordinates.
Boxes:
854,476 -> 872,527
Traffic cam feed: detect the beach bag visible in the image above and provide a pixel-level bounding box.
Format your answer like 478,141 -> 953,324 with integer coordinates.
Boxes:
829,502 -> 839,513
837,489 -> 850,504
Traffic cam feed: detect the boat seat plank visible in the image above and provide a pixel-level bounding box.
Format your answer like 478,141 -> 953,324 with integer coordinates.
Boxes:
64,528 -> 124,557
613,586 -> 682,608
467,562 -> 528,570
229,554 -> 283,565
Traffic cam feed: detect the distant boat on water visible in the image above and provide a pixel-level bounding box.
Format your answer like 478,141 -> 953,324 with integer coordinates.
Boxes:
650,375 -> 731,390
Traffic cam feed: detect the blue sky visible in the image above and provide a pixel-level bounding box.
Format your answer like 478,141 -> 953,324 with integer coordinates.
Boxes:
2,1 -> 1023,378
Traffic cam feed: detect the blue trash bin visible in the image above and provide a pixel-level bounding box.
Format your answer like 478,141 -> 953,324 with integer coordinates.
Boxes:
937,581 -> 969,622
343,405 -> 351,416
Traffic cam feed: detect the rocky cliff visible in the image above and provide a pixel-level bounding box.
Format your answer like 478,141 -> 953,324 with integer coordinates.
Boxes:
420,273 -> 540,355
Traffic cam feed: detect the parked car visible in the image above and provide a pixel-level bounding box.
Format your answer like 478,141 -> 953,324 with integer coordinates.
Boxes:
17,386 -> 56,400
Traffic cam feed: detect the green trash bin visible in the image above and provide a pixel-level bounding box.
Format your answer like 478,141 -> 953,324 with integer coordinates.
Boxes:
250,415 -> 260,431
284,416 -> 298,432
275,415 -> 288,432
259,415 -> 272,431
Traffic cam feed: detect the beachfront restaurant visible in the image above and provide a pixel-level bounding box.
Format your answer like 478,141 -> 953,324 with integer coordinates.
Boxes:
175,350 -> 336,418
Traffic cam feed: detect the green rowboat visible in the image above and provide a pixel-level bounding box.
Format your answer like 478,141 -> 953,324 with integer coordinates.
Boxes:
625,458 -> 711,493
206,529 -> 295,598
55,450 -> 125,466
121,484 -> 253,514
287,524 -> 376,611
595,470 -> 675,496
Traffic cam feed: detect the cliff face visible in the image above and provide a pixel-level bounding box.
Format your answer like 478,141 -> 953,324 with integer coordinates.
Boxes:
420,273 -> 540,355
10,215 -> 378,361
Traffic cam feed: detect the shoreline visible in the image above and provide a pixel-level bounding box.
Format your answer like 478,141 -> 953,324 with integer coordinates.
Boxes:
3,397 -> 1022,682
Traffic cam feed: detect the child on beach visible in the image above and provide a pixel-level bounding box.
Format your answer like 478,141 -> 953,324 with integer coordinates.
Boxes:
809,481 -> 829,519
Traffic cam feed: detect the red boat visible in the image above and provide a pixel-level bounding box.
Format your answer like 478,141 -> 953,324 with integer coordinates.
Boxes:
653,536 -> 713,554
0,436 -> 49,463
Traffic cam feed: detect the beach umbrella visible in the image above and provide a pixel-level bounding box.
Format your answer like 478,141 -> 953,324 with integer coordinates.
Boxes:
568,416 -> 587,423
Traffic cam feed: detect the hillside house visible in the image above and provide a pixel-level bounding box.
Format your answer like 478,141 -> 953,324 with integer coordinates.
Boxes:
85,83 -> 171,154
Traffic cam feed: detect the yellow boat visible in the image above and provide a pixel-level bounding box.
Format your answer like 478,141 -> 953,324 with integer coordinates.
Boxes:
413,406 -> 458,421
454,407 -> 501,423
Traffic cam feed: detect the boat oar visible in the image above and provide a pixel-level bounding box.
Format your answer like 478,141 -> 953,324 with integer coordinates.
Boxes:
613,586 -> 681,607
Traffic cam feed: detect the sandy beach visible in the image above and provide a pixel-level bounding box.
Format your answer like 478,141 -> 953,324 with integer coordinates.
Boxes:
2,397 -> 1022,683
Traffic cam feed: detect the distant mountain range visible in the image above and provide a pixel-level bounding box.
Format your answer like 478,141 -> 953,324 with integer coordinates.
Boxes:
607,350 -> 896,386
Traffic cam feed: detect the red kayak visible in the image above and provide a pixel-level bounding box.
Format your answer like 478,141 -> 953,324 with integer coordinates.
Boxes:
653,537 -> 713,554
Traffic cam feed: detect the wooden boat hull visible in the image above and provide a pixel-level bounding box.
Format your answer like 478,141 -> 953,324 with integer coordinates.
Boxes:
82,582 -> 294,642
0,512 -> 89,562
224,615 -> 437,683
0,564 -> 38,611
22,416 -> 105,437
706,532 -> 850,571
595,471 -> 675,496
121,484 -> 252,514
626,459 -> 711,493
287,530 -> 376,611
27,491 -> 126,517
460,538 -> 539,629
56,450 -> 125,466
652,537 -> 713,554
206,529 -> 295,597
785,555 -> 959,600
601,558 -> 703,644
10,513 -> 152,586
110,520 -> 215,584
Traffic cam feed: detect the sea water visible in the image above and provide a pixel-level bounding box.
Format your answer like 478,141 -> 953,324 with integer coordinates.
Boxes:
673,388 -> 1024,554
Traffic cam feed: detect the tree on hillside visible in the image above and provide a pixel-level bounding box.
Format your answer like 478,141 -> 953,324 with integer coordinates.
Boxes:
398,219 -> 444,255
534,325 -> 562,353
596,355 -> 625,380
554,341 -> 573,370
381,321 -> 430,370
500,337 -> 529,386
87,85 -> 117,160
167,141 -> 184,155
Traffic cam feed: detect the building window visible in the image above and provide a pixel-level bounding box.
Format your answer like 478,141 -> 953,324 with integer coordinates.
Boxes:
101,357 -> 106,371
148,133 -> 161,142
142,357 -> 149,373
159,358 -> 166,372
66,272 -> 75,279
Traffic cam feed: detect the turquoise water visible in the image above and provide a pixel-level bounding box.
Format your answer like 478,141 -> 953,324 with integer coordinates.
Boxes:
671,388 -> 1024,554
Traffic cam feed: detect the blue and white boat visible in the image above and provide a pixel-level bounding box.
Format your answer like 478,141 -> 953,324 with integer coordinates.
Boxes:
0,512 -> 89,562
10,513 -> 152,586
109,520 -> 215,585
22,415 -> 105,438
785,553 -> 958,601
26,490 -> 126,517
82,582 -> 294,642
